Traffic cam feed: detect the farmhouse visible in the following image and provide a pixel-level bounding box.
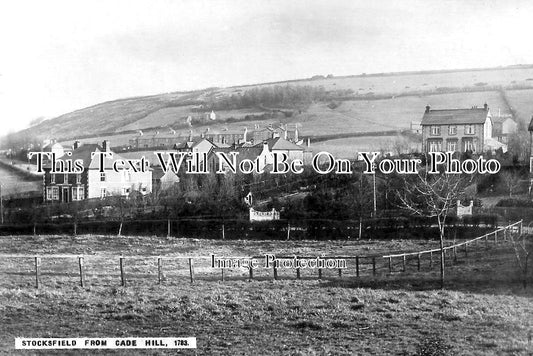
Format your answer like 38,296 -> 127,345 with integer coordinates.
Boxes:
43,141 -> 152,203
421,104 -> 496,153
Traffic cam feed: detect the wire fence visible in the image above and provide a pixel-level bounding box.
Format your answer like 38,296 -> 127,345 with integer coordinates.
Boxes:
0,221 -> 523,289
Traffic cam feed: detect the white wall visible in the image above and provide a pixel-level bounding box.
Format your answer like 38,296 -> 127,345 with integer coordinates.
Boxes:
87,168 -> 152,198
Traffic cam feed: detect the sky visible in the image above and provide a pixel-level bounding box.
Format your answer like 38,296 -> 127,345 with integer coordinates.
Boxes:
1,0 -> 532,133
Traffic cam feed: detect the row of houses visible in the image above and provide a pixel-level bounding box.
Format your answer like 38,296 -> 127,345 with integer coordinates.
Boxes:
128,123 -> 300,149
41,135 -> 311,203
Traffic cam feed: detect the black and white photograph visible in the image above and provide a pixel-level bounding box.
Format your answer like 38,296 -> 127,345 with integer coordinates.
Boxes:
1,0 -> 532,354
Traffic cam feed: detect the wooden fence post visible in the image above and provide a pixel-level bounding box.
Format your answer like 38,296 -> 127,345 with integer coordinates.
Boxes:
464,243 -> 468,257
318,268 -> 322,279
120,257 -> 125,287
494,230 -> 498,244
485,234 -> 488,247
296,268 -> 301,279
167,220 -> 171,238
222,224 -> 225,240
249,266 -> 253,280
34,257 -> 41,289
221,268 -> 225,282
417,253 -> 421,271
74,222 -> 77,236
372,257 -> 376,276
429,251 -> 433,269
33,223 -> 36,237
356,256 -> 360,277
338,268 -> 342,278
453,246 -> 457,262
157,257 -> 162,284
189,258 -> 194,283
287,222 -> 290,240
402,255 -> 406,272
388,257 -> 392,273
273,264 -> 278,280
78,257 -> 84,287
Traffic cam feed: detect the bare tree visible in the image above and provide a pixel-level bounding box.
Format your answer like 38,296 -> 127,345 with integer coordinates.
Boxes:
397,170 -> 465,288
500,170 -> 521,197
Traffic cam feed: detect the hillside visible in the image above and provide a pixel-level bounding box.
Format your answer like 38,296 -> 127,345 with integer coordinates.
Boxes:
6,65 -> 533,149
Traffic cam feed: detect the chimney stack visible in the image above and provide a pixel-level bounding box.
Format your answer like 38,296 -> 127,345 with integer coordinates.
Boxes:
73,140 -> 81,150
425,105 -> 430,113
102,140 -> 110,152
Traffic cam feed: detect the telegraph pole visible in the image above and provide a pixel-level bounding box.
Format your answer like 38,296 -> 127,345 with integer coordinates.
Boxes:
0,183 -> 3,224
527,116 -> 533,196
372,167 -> 377,218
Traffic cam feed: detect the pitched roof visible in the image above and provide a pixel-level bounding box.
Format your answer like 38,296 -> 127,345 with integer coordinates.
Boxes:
491,115 -> 514,124
174,137 -> 216,150
210,145 -> 263,161
263,137 -> 303,151
421,108 -> 490,125
43,144 -> 101,169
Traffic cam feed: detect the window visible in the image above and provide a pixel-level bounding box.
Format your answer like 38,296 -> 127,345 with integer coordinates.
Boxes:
100,188 -> 107,199
46,187 -> 52,200
430,126 -> 441,136
464,139 -> 475,152
76,174 -> 82,184
428,140 -> 442,152
465,125 -> 475,135
448,125 -> 457,135
446,140 -> 457,152
50,174 -> 55,183
72,187 -> 84,201
52,187 -> 59,200
100,172 -> 106,182
63,174 -> 68,184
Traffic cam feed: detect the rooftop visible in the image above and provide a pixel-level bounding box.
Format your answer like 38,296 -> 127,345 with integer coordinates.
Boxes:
421,106 -> 490,125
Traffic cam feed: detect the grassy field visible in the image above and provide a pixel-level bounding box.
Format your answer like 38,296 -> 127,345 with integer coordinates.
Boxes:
312,135 -> 421,158
56,89 -> 511,151
225,66 -> 533,96
0,234 -> 532,355
12,65 -> 533,147
506,88 -> 533,124
121,107 -> 268,131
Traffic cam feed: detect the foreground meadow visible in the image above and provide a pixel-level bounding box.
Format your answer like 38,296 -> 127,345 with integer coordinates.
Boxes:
0,235 -> 531,355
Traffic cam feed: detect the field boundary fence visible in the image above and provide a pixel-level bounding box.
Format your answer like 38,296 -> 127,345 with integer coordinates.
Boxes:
0,216 -> 500,241
0,221 -> 524,289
